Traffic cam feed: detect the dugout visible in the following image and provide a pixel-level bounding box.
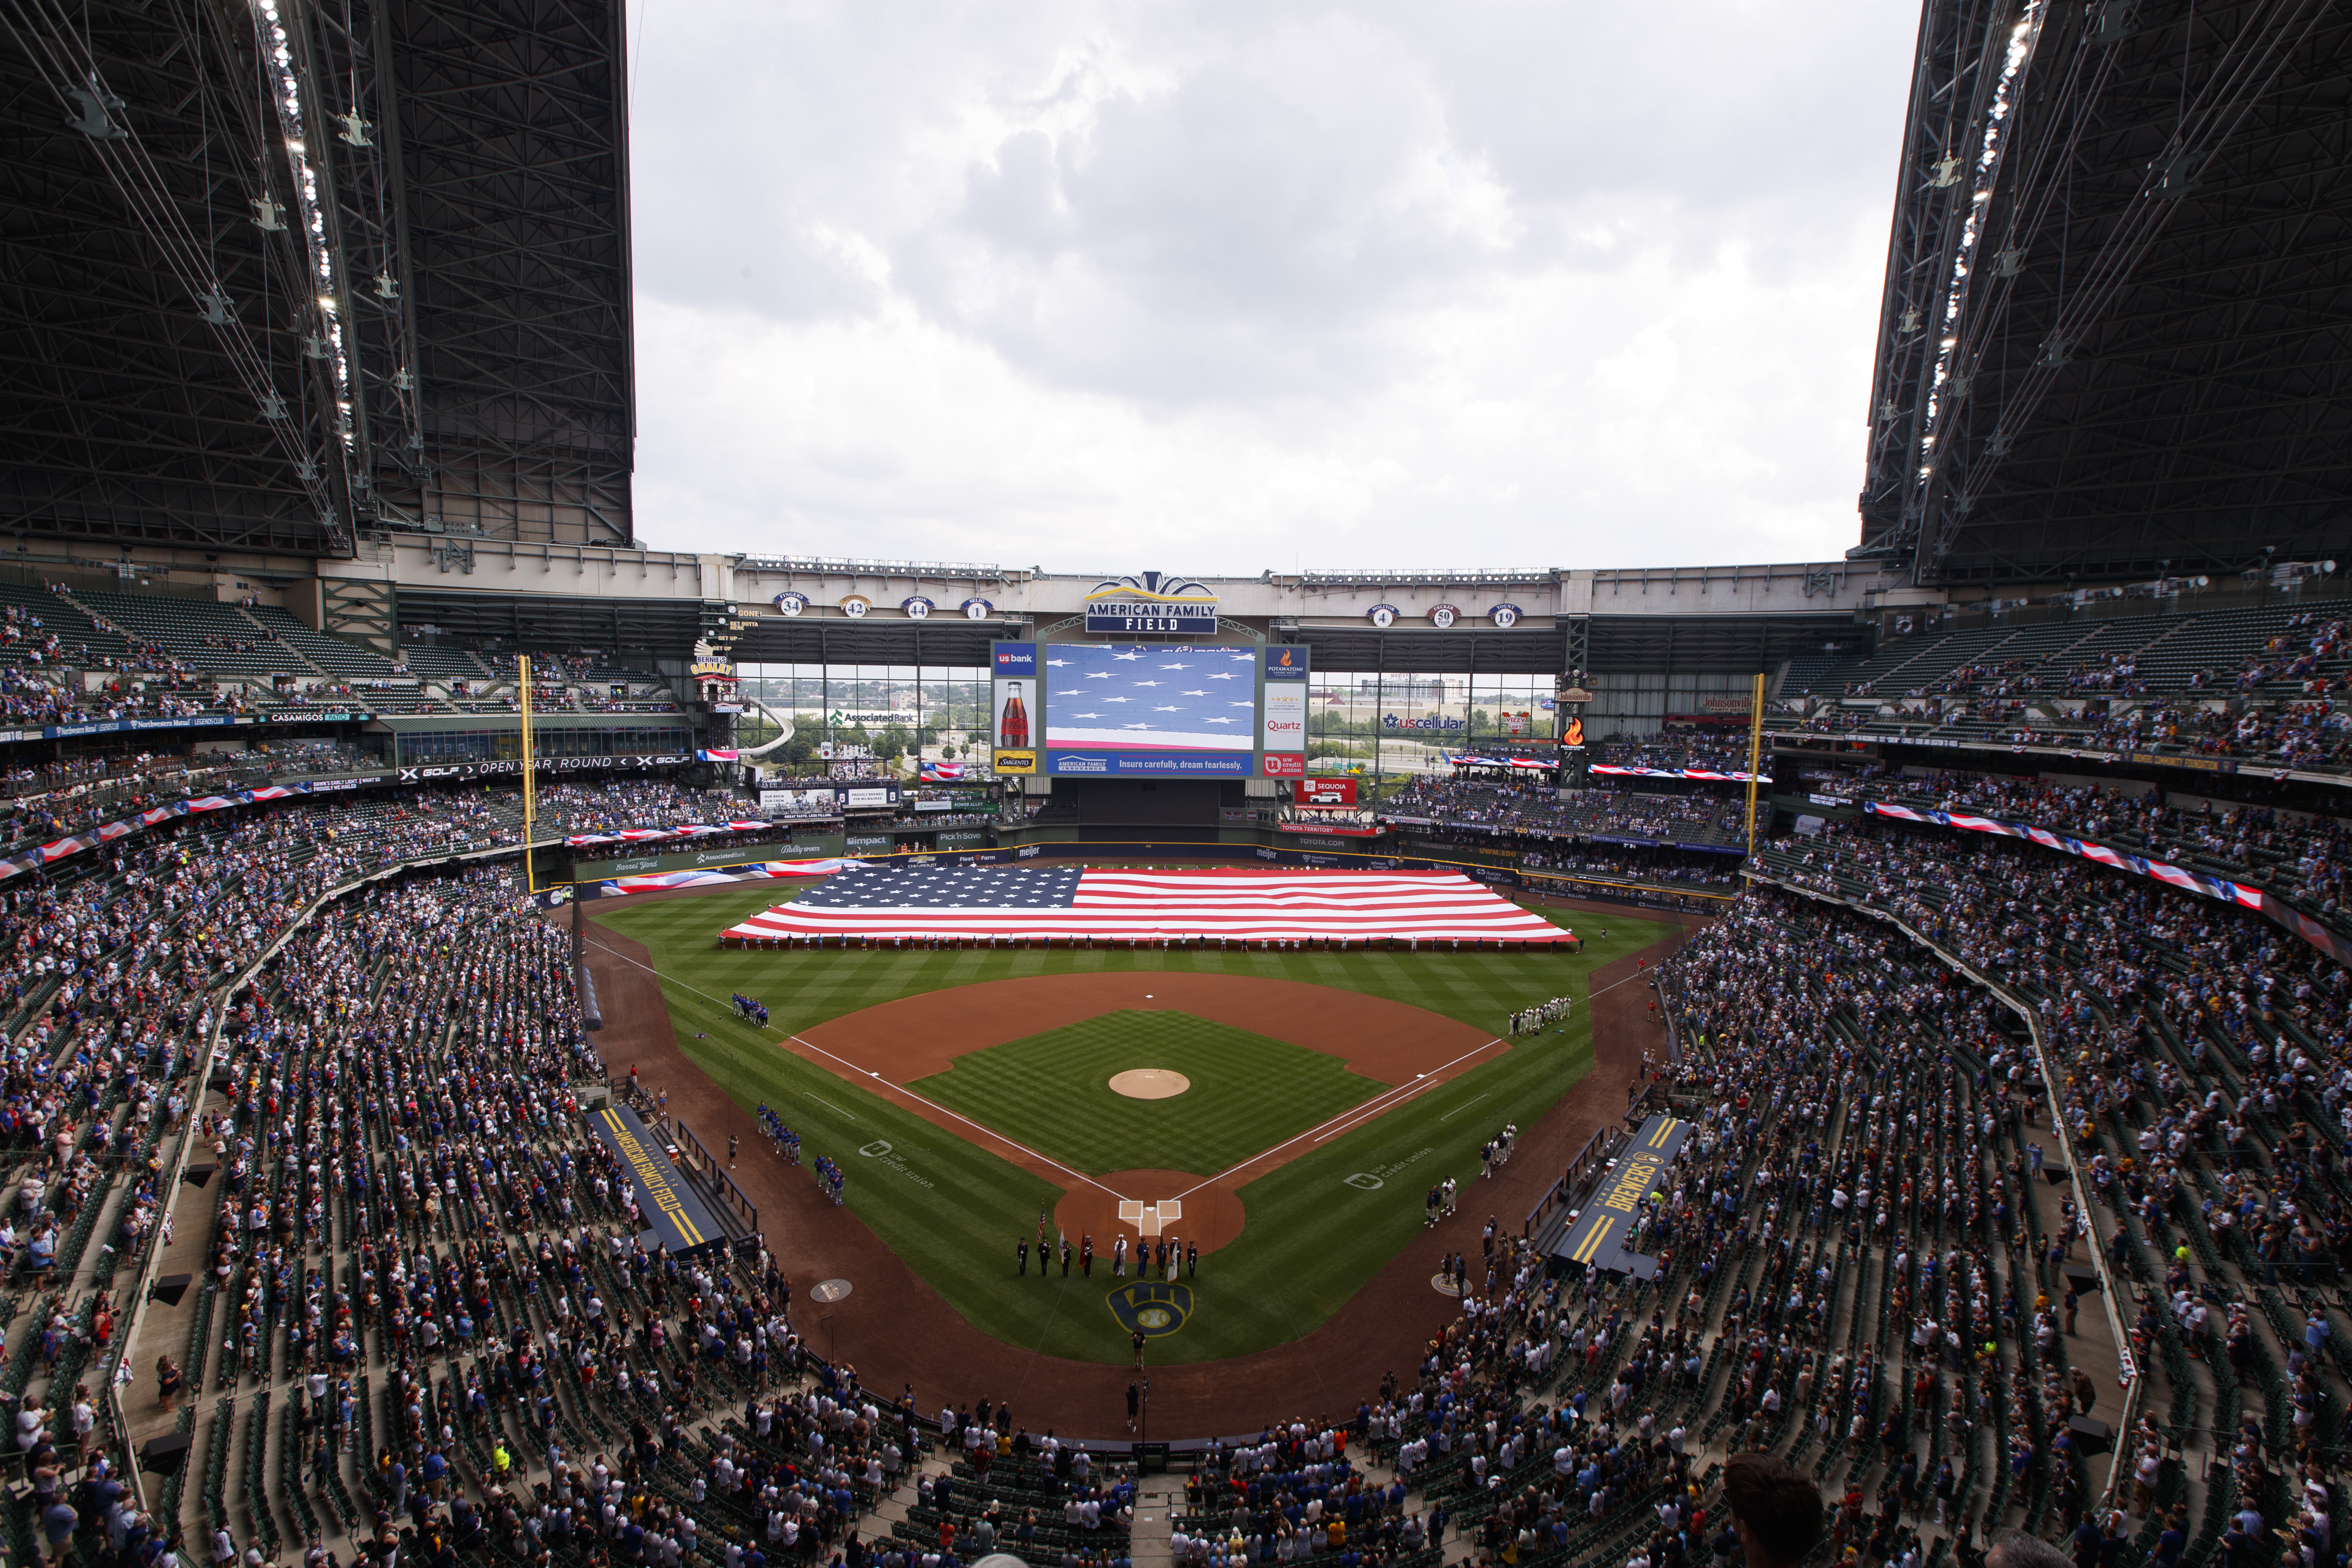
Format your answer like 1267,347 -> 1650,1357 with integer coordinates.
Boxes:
585,1101 -> 735,1256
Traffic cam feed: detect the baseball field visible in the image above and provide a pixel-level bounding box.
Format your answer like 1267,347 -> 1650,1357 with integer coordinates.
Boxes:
588,884 -> 1666,1366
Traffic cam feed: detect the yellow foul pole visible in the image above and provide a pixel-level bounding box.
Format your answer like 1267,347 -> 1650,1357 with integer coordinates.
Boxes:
1743,670 -> 1766,858
519,654 -> 539,892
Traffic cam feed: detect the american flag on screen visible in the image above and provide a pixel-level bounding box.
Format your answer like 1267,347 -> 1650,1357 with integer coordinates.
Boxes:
1043,645 -> 1260,752
722,866 -> 1574,944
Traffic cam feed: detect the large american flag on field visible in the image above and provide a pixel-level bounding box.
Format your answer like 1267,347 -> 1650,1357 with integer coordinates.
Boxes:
722,866 -> 1574,944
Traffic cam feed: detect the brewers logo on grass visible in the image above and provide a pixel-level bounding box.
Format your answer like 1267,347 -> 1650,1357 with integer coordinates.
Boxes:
1107,1281 -> 1194,1338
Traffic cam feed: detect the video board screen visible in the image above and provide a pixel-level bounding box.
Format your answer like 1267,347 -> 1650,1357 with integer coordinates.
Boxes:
989,641 -> 1309,779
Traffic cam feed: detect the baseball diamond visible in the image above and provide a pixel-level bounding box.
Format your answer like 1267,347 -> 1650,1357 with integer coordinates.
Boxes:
35,6 -> 2338,1562
583,882 -> 1647,1367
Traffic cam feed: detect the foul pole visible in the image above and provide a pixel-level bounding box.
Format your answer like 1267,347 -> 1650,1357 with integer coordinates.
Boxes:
1742,670 -> 1765,858
520,654 -> 539,892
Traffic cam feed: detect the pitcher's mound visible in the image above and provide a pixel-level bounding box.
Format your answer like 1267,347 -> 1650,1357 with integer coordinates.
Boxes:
1109,1069 -> 1191,1099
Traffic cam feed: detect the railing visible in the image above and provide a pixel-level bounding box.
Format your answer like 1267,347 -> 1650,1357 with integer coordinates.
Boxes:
110,835 -> 540,1512
1521,1124 -> 1627,1240
1749,867 -> 2144,1512
1655,968 -> 1688,1065
671,1117 -> 761,1239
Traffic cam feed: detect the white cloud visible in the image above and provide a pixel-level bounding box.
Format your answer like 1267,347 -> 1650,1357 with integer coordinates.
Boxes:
628,0 -> 1918,570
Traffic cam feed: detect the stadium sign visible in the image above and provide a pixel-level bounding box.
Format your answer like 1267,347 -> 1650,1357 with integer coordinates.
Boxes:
1083,572 -> 1218,635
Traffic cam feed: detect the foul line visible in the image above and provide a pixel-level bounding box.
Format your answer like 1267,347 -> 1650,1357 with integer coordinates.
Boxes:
585,932 -> 1127,1202
1170,1034 -> 1508,1200
590,926 -> 1671,1216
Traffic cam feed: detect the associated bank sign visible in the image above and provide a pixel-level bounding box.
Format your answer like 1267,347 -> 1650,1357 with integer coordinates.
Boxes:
1083,573 -> 1218,635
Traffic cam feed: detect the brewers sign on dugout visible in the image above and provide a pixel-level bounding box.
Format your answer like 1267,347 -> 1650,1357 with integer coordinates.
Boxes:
1554,1115 -> 1690,1273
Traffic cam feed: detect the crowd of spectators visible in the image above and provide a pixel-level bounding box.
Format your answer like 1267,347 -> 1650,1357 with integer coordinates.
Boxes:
1378,781 -> 1744,849
0,779 -> 1157,1568
2231,616 -> 2348,696
1587,738 -> 1755,774
18,757 -> 2352,1568
533,782 -> 738,836
1854,772 -> 2352,919
1653,825 -> 2352,1568
1519,848 -> 1741,890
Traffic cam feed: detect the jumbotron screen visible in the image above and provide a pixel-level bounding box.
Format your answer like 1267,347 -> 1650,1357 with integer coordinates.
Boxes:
989,640 -> 1308,779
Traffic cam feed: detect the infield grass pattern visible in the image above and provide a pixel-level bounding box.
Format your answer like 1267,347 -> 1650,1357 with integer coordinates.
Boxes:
907,1010 -> 1385,1178
591,884 -> 1665,1365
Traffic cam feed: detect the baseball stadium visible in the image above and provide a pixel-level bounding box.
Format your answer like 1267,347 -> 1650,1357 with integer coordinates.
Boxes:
1,8 -> 2350,1568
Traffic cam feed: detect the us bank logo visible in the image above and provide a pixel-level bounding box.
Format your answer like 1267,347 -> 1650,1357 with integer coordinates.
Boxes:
992,643 -> 1036,674
1106,1280 -> 1194,1338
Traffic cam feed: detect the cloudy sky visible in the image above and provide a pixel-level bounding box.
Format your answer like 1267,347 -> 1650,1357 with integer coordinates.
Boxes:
626,2 -> 1919,573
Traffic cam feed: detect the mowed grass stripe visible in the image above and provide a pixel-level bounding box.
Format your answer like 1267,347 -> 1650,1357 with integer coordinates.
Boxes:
591,885 -> 1656,1364
908,1011 -> 1384,1178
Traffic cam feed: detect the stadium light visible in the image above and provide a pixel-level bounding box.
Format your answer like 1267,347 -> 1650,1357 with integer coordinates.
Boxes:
1911,0 -> 2050,487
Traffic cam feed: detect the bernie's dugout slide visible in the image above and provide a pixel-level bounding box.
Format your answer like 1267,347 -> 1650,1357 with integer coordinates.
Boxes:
1552,1114 -> 1691,1276
585,1101 -> 729,1254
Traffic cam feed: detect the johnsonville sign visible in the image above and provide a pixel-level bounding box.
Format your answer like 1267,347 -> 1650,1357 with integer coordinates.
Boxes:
1083,573 -> 1219,635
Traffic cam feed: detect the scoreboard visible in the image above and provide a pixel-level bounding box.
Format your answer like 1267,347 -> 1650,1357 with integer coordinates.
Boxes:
989,640 -> 1309,780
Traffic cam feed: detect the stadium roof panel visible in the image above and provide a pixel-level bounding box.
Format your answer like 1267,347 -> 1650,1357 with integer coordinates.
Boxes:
0,0 -> 634,556
1857,0 -> 2352,587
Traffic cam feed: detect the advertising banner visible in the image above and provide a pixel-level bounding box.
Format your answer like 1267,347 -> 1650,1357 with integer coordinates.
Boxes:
1297,777 -> 1359,807
1261,682 -> 1306,758
759,787 -> 839,816
991,641 -> 1037,774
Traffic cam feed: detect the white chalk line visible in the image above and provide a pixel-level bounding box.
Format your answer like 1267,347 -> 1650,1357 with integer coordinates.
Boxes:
593,925 -> 1665,1213
1174,1034 -> 1510,1198
586,932 -> 1125,1201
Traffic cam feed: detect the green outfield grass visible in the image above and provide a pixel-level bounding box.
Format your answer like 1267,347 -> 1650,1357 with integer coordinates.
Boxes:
591,884 -> 1666,1367
907,1010 -> 1386,1178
